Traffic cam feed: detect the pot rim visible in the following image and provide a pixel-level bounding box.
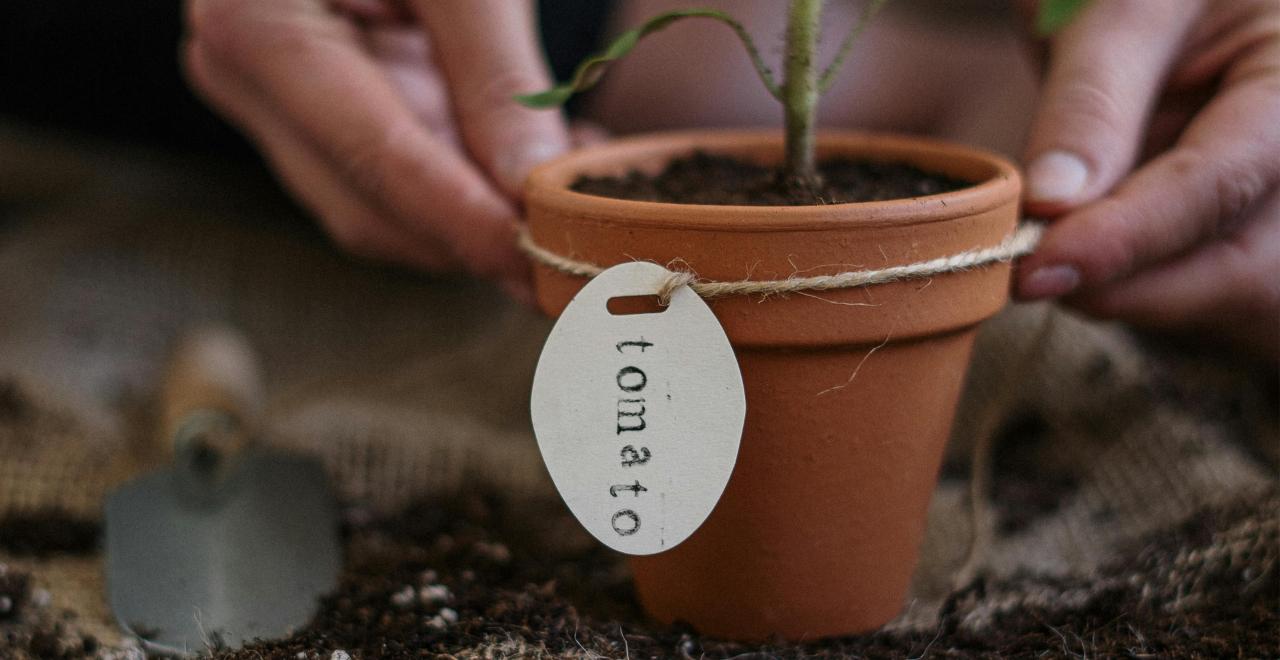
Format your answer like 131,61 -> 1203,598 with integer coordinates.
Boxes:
525,129 -> 1020,232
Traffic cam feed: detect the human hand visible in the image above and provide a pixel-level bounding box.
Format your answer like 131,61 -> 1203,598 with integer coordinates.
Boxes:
184,0 -> 570,302
1015,0 -> 1279,359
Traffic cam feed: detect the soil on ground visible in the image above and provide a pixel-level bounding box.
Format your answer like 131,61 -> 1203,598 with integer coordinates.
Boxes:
4,489 -> 1275,659
572,151 -> 970,206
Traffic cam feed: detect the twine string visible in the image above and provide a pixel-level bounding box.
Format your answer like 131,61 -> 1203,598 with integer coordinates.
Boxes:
517,222 -> 1044,304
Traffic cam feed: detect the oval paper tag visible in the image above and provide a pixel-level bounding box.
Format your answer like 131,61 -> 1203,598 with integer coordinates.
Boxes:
531,261 -> 746,555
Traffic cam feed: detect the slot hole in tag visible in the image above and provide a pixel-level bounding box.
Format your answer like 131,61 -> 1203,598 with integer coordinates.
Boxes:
607,295 -> 667,316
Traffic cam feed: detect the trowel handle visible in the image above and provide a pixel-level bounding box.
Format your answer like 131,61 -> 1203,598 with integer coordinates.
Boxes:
159,326 -> 264,466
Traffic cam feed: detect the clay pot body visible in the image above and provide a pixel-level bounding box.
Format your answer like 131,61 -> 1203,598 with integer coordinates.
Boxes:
525,130 -> 1021,640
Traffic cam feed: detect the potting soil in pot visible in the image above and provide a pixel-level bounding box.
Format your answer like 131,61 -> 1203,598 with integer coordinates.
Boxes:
572,151 -> 969,205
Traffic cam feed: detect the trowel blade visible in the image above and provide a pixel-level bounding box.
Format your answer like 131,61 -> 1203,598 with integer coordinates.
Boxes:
104,449 -> 341,656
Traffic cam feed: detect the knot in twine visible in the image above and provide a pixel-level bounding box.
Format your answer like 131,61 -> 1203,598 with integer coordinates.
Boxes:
517,222 -> 1044,305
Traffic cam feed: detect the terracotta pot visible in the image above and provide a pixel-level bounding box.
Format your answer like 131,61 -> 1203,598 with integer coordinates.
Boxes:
524,130 -> 1021,640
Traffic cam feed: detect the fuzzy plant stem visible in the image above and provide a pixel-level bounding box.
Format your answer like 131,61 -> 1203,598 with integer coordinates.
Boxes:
782,0 -> 823,188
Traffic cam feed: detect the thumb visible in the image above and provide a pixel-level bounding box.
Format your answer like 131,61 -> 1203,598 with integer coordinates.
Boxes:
1023,0 -> 1200,214
413,0 -> 570,198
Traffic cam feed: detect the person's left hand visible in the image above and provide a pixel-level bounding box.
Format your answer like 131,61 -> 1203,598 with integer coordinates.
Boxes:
184,0 -> 573,303
1014,0 -> 1279,359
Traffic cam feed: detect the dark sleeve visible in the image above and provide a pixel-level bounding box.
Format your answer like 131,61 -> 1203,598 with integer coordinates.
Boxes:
538,0 -> 616,87
0,0 -> 253,157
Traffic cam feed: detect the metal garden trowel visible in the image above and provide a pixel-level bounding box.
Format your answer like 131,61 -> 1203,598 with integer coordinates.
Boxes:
105,327 -> 341,656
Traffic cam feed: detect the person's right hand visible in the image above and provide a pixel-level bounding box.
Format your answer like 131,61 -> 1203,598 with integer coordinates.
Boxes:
184,0 -> 570,302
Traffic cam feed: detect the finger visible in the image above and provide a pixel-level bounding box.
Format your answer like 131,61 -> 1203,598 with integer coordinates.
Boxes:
1067,188 -> 1280,359
1023,0 -> 1202,212
330,0 -> 411,23
363,25 -> 459,144
412,0 -> 570,197
1168,0 -> 1280,90
186,37 -> 459,272
190,0 -> 528,284
1018,37 -> 1280,298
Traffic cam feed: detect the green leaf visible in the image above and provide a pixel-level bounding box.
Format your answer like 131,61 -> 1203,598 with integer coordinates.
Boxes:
1036,0 -> 1089,37
515,8 -> 780,108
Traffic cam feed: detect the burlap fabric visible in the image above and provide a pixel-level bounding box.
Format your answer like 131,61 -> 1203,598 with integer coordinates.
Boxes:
1,123 -> 1275,658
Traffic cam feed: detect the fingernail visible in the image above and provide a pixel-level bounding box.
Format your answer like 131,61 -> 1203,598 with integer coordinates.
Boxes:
1019,265 -> 1080,299
497,141 -> 565,196
1026,150 -> 1089,203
